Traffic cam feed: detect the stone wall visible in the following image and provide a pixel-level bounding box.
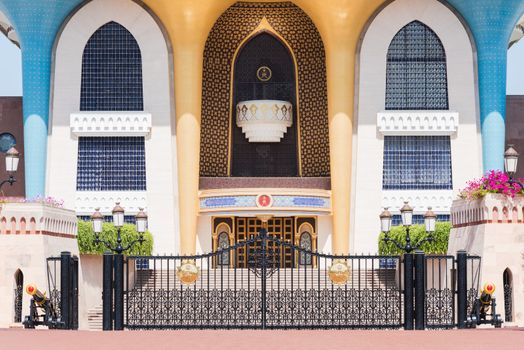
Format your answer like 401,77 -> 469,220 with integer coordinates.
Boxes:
449,194 -> 524,326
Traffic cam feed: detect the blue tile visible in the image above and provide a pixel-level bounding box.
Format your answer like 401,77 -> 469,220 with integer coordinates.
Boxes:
80,22 -> 143,111
383,136 -> 452,190
386,21 -> 448,110
76,137 -> 146,191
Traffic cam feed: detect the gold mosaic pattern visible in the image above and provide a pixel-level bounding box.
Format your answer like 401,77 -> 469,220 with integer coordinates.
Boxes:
200,1 -> 330,177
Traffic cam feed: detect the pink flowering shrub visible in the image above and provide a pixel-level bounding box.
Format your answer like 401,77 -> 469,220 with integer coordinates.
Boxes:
459,170 -> 524,200
0,195 -> 64,208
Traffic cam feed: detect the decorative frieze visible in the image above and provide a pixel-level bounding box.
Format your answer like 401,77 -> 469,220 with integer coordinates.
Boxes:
75,191 -> 147,215
0,202 -> 77,236
70,112 -> 152,136
377,111 -> 459,135
382,190 -> 453,214
450,194 -> 524,227
199,189 -> 331,214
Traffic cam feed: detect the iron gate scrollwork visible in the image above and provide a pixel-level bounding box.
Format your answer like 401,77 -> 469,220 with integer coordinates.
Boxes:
425,256 -> 455,328
124,230 -> 403,329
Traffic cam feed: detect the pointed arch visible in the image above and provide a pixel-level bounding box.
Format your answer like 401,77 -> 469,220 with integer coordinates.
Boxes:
80,21 -> 143,111
230,25 -> 299,177
200,2 -> 329,178
386,20 -> 448,110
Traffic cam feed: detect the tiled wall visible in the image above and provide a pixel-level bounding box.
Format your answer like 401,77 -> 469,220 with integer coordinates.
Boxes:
0,97 -> 24,197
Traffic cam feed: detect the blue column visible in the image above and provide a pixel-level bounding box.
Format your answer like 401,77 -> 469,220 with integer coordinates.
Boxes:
0,0 -> 82,198
447,0 -> 524,172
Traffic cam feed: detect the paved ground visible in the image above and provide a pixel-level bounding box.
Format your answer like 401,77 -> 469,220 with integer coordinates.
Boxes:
1,328 -> 523,350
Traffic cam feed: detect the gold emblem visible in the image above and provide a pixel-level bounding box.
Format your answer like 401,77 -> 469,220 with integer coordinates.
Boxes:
328,260 -> 350,285
177,260 -> 200,285
257,66 -> 272,82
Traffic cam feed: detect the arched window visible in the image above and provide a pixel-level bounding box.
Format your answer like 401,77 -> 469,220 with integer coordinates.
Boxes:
14,269 -> 23,323
299,231 -> 312,266
217,231 -> 230,266
80,21 -> 143,111
386,21 -> 448,110
503,268 -> 513,322
231,32 -> 298,177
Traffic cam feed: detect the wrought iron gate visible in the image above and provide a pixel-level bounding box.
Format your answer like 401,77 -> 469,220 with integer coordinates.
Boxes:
124,230 -> 403,329
46,252 -> 79,329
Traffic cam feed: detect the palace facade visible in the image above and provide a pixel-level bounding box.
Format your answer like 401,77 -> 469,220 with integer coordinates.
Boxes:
1,0 -> 523,258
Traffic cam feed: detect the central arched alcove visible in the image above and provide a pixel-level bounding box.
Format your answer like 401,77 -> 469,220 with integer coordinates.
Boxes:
200,2 -> 329,179
232,32 -> 298,177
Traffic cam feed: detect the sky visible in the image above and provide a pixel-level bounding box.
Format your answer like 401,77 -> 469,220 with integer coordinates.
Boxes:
2,32 -> 524,96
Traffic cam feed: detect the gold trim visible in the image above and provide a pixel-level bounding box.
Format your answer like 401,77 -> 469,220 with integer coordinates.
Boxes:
200,188 -> 331,197
227,17 -> 303,176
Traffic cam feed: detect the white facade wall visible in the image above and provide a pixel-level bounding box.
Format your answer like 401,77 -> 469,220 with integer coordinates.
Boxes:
352,0 -> 482,253
47,0 -> 179,254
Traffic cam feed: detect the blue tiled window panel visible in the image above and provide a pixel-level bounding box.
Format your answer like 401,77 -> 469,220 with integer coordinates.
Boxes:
76,137 -> 146,191
77,215 -> 137,224
391,215 -> 450,226
386,21 -> 448,110
80,21 -> 143,111
383,136 -> 452,190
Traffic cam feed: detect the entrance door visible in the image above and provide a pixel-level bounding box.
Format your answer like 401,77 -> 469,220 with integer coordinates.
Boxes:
235,217 -> 294,268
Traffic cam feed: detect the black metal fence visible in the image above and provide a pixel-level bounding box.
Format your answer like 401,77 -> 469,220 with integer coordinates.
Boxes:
96,230 -> 482,330
124,252 -> 402,329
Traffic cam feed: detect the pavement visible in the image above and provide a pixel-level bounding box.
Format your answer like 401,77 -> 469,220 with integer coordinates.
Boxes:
1,328 -> 523,350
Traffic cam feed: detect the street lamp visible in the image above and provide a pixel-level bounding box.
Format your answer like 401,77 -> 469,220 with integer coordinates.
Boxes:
504,144 -> 520,179
380,202 -> 435,254
91,203 -> 147,254
0,147 -> 19,191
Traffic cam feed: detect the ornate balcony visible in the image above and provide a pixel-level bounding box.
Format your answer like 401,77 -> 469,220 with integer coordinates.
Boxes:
236,100 -> 292,142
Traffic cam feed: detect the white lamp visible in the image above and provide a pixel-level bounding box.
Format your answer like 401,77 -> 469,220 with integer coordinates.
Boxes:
424,207 -> 436,233
504,144 -> 519,177
5,147 -> 19,173
135,208 -> 148,234
379,207 -> 392,233
91,208 -> 104,235
400,201 -> 413,227
112,202 -> 125,228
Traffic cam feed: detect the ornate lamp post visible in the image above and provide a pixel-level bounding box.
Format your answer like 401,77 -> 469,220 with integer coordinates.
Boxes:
0,147 -> 20,191
93,203 -> 148,331
91,203 -> 147,254
504,145 -> 523,189
379,201 -> 436,254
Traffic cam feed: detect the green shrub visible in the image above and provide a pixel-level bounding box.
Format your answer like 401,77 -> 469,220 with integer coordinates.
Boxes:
378,222 -> 451,255
77,220 -> 153,255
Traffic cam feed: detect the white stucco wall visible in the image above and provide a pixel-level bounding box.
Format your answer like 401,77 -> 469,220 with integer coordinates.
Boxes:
352,0 -> 482,253
47,0 -> 178,254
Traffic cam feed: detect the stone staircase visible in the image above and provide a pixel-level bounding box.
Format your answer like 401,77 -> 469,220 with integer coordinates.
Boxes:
131,268 -> 398,291
87,304 -> 103,330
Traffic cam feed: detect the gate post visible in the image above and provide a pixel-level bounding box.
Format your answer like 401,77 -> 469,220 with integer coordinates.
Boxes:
414,250 -> 425,330
60,251 -> 72,329
403,253 -> 414,330
456,250 -> 468,329
114,253 -> 125,330
260,228 -> 267,329
71,256 -> 79,330
102,252 -> 114,331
